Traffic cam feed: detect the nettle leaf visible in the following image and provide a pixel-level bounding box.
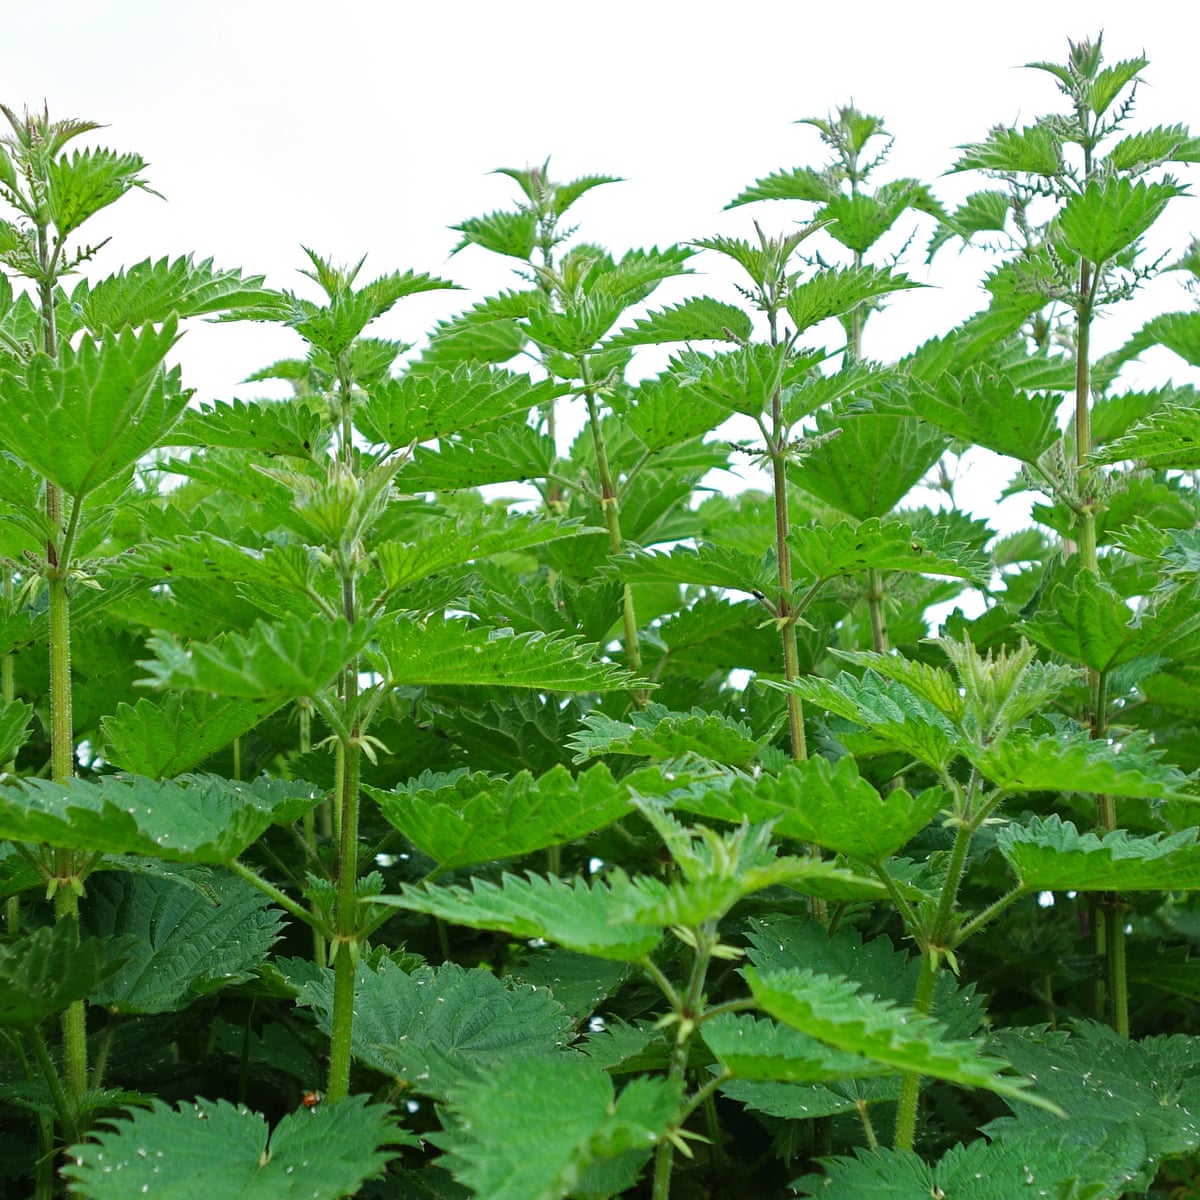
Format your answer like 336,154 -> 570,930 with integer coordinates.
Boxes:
821,182 -> 942,256
0,696 -> 33,765
772,671 -> 964,771
288,957 -> 574,1099
525,295 -> 628,355
1020,570 -> 1141,671
618,543 -> 774,594
673,342 -> 813,419
675,757 -> 944,861
1125,310 -> 1200,369
722,1077 -> 900,1123
784,266 -> 920,335
900,368 -> 1062,462
1095,403 -> 1200,469
567,705 -> 766,768
82,868 -> 282,1014
789,516 -> 987,585
0,774 -> 322,864
605,296 -> 752,348
72,256 -> 272,330
969,730 -> 1194,801
402,424 -> 556,490
418,291 -> 538,369
165,397 -> 330,461
45,145 -> 151,236
0,318 -> 185,499
623,373 -> 736,453
1058,177 -> 1185,264
745,968 -> 1054,1112
509,951 -> 630,1022
952,124 -> 1062,175
357,365 -> 567,446
434,1057 -> 676,1200
101,692 -> 282,777
373,513 -> 587,594
451,208 -> 538,259
703,1012 -> 894,1084
383,873 -> 664,961
0,920 -> 131,1029
997,815 -> 1200,892
137,615 -> 373,701
373,622 -> 635,693
791,410 -> 949,521
61,1094 -> 401,1200
370,763 -> 632,871
727,165 -> 835,207
929,189 -> 1012,253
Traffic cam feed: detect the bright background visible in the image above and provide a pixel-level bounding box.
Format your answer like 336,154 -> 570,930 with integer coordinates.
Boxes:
6,1 -> 1199,533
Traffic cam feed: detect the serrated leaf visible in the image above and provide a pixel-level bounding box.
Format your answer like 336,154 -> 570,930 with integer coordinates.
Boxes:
101,692 -> 281,777
0,920 -> 131,1029
1059,178 -> 1184,264
357,365 -> 567,447
164,397 -> 330,460
62,1095 -> 401,1200
952,125 -> 1062,176
370,763 -> 632,871
137,614 -> 373,701
1019,571 -> 1140,671
1094,403 -> 1200,469
970,731 -> 1194,800
525,295 -> 628,356
510,951 -> 630,1021
45,145 -> 151,236
1109,123 -> 1200,171
401,424 -> 556,490
0,774 -> 322,864
606,296 -> 752,348
0,696 -> 32,764
434,1057 -> 674,1200
618,543 -> 775,594
82,868 -> 282,1013
673,342 -> 816,419
373,622 -> 635,693
0,319 -> 185,498
621,372 -> 734,453
567,704 -> 766,768
745,967 -> 1054,1111
997,815 -> 1200,892
785,266 -> 920,335
727,166 -> 835,208
288,957 -> 574,1099
72,256 -> 272,331
382,873 -> 664,961
451,208 -> 538,259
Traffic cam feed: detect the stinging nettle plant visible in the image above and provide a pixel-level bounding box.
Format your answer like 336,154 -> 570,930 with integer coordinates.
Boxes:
1,34 -> 1200,1200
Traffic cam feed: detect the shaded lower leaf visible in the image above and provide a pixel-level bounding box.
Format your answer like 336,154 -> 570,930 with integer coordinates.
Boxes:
0,697 -> 32,765
62,1094 -> 405,1200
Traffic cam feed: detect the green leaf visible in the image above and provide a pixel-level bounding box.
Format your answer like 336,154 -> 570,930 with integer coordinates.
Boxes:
434,1057 -> 675,1200
997,815 -> 1200,892
1125,311 -> 1200,369
382,873 -> 664,961
567,705 -> 767,769
373,622 -> 636,693
1108,124 -> 1200,172
371,763 -> 632,871
789,516 -> 987,585
1094,403 -> 1200,469
82,869 -> 282,1013
702,1012 -> 895,1083
451,208 -> 538,259
745,967 -> 1055,1112
164,397 -> 330,461
45,146 -> 152,236
618,543 -> 774,595
525,295 -> 628,356
1059,178 -> 1185,265
785,266 -> 920,336
0,774 -> 322,864
672,342 -> 816,419
72,256 -> 272,330
101,692 -> 282,777
727,166 -> 835,208
0,920 -> 131,1029
0,697 -> 33,765
675,757 -> 944,861
0,319 -> 186,499
952,125 -> 1062,175
137,615 -> 373,702
821,181 -> 942,255
288,957 -> 574,1099
970,730 -> 1195,801
606,297 -> 752,347
622,373 -> 735,452
1019,571 -> 1141,671
357,365 -> 567,446
402,423 -> 556,490
62,1095 -> 401,1200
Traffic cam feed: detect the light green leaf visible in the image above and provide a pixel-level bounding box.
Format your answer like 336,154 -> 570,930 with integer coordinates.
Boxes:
0,697 -> 33,765
382,873 -> 664,961
46,145 -> 152,236
101,692 -> 282,777
606,297 -> 752,347
288,957 -> 574,1099
82,869 -> 282,1013
672,342 -> 816,419
1094,403 -> 1200,469
1019,571 -> 1141,671
1059,178 -> 1184,264
726,166 -> 835,208
62,1095 -> 401,1200
357,365 -> 567,446
435,1057 -> 675,1200
623,373 -> 737,452
952,125 -> 1062,175
401,424 -> 556,490
0,774 -> 322,864
617,543 -> 774,594
137,614 -> 373,701
451,208 -> 538,259
0,319 -> 185,499
370,763 -> 632,871
567,704 -> 766,768
164,397 -> 330,461
525,295 -> 629,356
997,815 -> 1200,892
373,622 -> 636,693
745,967 -> 1055,1112
785,266 -> 920,336
1108,123 -> 1200,172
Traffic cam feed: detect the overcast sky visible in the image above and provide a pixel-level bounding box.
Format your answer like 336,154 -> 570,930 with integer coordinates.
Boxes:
6,1 -> 1199,531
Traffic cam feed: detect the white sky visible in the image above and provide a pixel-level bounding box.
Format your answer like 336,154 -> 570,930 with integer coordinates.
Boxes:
6,1 -> 1200,533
